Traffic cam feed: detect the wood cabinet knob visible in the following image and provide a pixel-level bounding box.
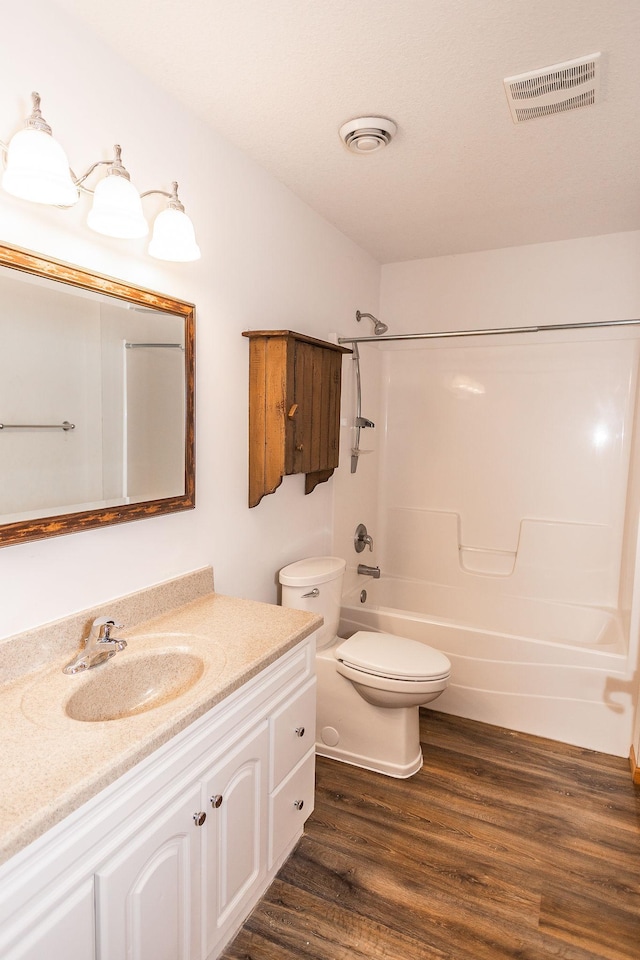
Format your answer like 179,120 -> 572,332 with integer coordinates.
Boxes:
293,800 -> 304,811
193,811 -> 207,826
295,726 -> 305,738
210,794 -> 223,808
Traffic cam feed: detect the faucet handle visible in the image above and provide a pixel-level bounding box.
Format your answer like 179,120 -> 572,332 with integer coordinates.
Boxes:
354,523 -> 374,554
92,616 -> 123,628
91,617 -> 124,643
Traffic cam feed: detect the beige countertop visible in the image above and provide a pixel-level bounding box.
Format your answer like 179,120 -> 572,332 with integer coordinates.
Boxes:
0,591 -> 320,866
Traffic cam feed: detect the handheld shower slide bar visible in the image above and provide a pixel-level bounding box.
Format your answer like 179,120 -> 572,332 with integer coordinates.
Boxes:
350,341 -> 376,474
338,317 -> 640,346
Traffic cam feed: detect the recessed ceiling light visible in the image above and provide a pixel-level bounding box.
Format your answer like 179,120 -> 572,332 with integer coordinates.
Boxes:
339,116 -> 397,154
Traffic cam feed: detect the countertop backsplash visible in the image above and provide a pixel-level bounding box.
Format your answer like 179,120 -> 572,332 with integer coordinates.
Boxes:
0,567 -> 214,687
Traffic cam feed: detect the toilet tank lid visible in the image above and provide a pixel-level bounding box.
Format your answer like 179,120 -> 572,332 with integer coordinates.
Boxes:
279,556 -> 346,586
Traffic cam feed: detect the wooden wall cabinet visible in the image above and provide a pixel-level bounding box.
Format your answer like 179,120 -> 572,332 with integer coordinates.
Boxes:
243,330 -> 351,507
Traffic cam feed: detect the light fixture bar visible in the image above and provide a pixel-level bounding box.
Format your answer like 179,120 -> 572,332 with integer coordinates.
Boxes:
0,93 -> 201,261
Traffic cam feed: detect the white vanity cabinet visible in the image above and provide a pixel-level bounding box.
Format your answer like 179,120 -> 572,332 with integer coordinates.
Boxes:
0,637 -> 316,960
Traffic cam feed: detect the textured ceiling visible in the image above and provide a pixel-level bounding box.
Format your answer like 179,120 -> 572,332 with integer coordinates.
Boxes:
54,0 -> 640,263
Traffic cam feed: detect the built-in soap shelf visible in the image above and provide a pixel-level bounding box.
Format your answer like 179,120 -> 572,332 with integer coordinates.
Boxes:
458,546 -> 516,577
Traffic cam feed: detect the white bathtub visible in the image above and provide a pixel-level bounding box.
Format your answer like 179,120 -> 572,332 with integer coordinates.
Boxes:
340,577 -> 631,757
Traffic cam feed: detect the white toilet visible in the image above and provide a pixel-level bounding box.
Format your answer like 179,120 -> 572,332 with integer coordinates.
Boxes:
279,556 -> 451,778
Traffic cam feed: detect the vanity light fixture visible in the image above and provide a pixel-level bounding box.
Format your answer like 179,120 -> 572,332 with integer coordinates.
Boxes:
84,145 -> 148,239
1,92 -> 77,206
147,182 -> 201,262
0,92 -> 201,262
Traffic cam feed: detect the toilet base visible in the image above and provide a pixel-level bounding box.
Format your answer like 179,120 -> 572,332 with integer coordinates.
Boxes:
317,738 -> 423,779
315,645 -> 424,779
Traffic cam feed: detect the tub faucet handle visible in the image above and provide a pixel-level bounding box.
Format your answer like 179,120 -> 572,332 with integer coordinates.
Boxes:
354,523 -> 374,553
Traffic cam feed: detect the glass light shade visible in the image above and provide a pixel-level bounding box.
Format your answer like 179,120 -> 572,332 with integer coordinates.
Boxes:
2,128 -> 78,206
87,173 -> 148,239
148,207 -> 201,262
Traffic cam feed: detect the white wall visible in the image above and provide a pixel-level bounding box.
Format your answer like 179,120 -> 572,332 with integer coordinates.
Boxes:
380,232 -> 640,333
0,0 -> 379,639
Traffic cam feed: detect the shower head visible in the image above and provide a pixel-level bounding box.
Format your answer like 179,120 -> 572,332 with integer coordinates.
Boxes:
356,310 -> 389,336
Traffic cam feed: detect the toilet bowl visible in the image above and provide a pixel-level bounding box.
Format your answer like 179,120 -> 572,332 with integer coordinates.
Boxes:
279,556 -> 451,778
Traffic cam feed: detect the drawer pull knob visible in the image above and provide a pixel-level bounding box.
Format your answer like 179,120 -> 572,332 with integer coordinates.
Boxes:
210,794 -> 223,809
295,726 -> 305,738
293,799 -> 304,811
193,811 -> 207,826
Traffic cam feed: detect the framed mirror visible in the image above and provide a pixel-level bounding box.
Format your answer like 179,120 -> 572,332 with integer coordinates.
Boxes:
0,243 -> 195,546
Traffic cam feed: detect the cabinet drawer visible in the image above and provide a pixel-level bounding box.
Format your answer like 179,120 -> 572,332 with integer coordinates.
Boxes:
270,678 -> 316,789
268,750 -> 315,870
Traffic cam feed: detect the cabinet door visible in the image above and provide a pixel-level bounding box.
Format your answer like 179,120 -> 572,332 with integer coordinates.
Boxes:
4,879 -> 94,960
202,721 -> 269,956
96,781 -> 202,960
289,341 -> 342,477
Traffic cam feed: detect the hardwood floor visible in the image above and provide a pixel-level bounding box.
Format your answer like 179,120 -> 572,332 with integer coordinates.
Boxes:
222,710 -> 640,960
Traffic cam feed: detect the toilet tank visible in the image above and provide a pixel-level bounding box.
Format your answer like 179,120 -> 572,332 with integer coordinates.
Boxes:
279,556 -> 346,649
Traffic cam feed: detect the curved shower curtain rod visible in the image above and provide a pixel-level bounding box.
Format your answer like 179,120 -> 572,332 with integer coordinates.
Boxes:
338,316 -> 640,346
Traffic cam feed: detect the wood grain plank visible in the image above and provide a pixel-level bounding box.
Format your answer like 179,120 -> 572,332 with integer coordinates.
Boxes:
247,337 -> 267,507
327,352 -> 341,469
263,337 -> 287,496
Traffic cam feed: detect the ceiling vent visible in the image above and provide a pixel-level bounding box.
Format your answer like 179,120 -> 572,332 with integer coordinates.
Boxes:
339,117 -> 397,153
504,52 -> 601,124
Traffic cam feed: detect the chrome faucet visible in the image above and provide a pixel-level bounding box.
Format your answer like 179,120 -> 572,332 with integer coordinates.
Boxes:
357,564 -> 381,579
63,616 -> 127,674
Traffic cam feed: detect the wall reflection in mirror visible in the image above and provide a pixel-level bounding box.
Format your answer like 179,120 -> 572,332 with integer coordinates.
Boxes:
0,244 -> 195,546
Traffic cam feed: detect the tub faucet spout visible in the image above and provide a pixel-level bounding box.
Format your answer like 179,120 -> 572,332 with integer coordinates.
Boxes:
358,564 -> 381,579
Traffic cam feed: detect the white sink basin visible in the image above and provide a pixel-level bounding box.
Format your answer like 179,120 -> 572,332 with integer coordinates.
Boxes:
20,632 -> 227,728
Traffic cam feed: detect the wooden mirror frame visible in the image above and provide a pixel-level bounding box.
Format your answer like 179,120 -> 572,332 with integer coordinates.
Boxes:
0,243 -> 195,546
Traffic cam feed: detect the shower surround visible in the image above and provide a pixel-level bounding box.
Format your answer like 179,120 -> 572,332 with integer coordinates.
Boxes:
335,331 -> 640,757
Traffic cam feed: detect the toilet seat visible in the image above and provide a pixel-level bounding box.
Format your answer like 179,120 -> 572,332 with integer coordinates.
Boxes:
336,631 -> 451,682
